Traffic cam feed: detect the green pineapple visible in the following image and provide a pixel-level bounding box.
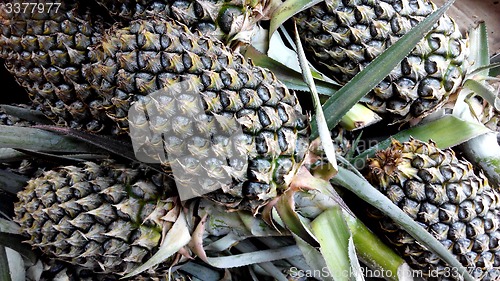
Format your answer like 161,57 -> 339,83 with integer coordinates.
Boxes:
294,0 -> 468,123
92,0 -> 269,43
0,0 -> 113,133
14,161 -> 181,277
83,18 -> 310,212
365,138 -> 500,280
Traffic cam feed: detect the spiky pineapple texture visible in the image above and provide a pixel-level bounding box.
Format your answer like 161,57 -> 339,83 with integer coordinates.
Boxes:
14,161 -> 179,277
366,138 -> 500,280
294,0 -> 468,123
84,18 -> 310,212
92,0 -> 266,43
0,0 -> 113,133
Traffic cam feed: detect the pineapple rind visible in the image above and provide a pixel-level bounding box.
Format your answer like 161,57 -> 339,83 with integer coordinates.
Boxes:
84,18 -> 310,212
14,161 -> 177,276
366,138 -> 500,280
0,0 -> 113,133
295,0 -> 468,123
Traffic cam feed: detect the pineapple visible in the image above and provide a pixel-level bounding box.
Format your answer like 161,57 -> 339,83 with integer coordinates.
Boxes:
91,0 -> 269,43
83,18 -> 310,212
365,138 -> 500,280
13,160 -> 181,277
294,0 -> 468,123
0,0 -> 113,133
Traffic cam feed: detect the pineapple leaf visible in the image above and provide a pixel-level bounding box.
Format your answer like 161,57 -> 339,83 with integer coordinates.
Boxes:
0,169 -> 29,195
233,241 -> 293,281
310,207 -> 357,281
293,22 -> 337,172
0,104 -> 51,125
468,62 -> 500,78
267,0 -> 323,42
0,246 -> 12,281
204,245 -> 302,269
311,0 -> 457,138
36,126 -> 165,174
175,262 -> 222,281
351,115 -> 491,166
0,232 -> 37,266
292,233 -> 334,281
339,103 -> 382,131
12,149 -> 107,164
243,45 -> 339,95
4,248 -> 25,281
275,190 -> 318,246
331,167 -> 475,281
344,213 -> 405,281
0,125 -> 99,153
0,148 -> 26,162
0,219 -> 20,235
490,53 -> 500,76
462,79 -> 500,111
466,21 -> 490,76
459,132 -> 500,188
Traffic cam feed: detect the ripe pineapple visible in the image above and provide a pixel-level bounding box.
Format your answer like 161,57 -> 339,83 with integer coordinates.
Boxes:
294,0 -> 468,123
14,161 -> 181,277
83,18 -> 310,212
365,138 -> 500,280
92,0 -> 268,43
0,0 -> 113,133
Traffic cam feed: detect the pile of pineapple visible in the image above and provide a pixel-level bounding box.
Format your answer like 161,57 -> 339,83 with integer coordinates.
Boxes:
1,0 -> 499,280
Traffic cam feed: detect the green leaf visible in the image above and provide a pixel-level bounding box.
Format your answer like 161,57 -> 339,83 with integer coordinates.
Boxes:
268,0 -> 323,42
0,148 -> 25,162
490,53 -> 500,76
292,233 -> 334,281
467,22 -> 489,75
331,167 -> 474,281
0,125 -> 99,153
293,23 -> 337,172
0,232 -> 37,266
0,169 -> 29,195
0,246 -> 12,281
351,115 -> 490,166
243,45 -> 339,96
339,103 -> 382,131
463,79 -> 500,111
4,248 -> 25,281
175,262 -> 221,281
234,240 -> 300,281
205,245 -> 302,269
344,213 -> 405,281
310,207 -> 353,281
275,191 -> 318,246
459,132 -> 500,188
0,104 -> 51,125
311,0 -> 456,138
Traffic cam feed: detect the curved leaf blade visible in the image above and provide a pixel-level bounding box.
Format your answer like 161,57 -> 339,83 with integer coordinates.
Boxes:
331,167 -> 474,281
268,0 -> 323,42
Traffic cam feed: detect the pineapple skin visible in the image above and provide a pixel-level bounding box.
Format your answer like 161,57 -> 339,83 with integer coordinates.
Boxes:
14,161 -> 179,277
0,0 -> 113,133
294,0 -> 468,123
84,18 -> 310,213
92,0 -> 266,43
366,138 -> 500,280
